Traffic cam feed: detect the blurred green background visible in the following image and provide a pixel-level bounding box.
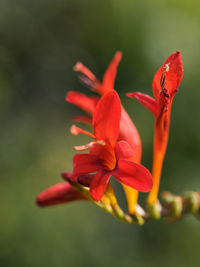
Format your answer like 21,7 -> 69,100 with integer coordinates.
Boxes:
1,0 -> 200,266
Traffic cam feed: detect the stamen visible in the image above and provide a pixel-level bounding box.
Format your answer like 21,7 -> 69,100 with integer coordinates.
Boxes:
73,143 -> 91,151
160,63 -> 170,89
73,140 -> 105,151
73,62 -> 97,82
160,65 -> 170,111
163,63 -> 170,72
160,72 -> 166,88
96,140 -> 106,146
78,74 -> 96,90
70,125 -> 95,138
160,88 -> 170,112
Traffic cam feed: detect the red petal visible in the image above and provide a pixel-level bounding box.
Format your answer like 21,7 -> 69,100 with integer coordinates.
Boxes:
152,51 -> 183,100
93,90 -> 121,147
112,159 -> 153,192
126,92 -> 158,117
101,51 -> 122,94
73,153 -> 102,177
72,115 -> 92,125
90,170 -> 111,201
66,91 -> 99,115
36,182 -> 86,207
115,140 -> 135,161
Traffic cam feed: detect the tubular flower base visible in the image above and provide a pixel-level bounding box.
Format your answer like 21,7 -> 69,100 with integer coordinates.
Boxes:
37,51 -> 200,225
37,182 -> 87,207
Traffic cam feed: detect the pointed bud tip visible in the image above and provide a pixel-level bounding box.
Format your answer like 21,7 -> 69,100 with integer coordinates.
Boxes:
173,51 -> 182,62
36,194 -> 47,207
168,51 -> 183,67
115,51 -> 123,62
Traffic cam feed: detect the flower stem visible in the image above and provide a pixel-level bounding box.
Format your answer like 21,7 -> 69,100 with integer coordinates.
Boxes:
148,152 -> 164,204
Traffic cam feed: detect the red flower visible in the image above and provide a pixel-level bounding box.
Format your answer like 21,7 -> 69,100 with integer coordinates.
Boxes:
127,52 -> 183,204
71,90 -> 153,201
66,51 -> 142,162
66,51 -> 142,212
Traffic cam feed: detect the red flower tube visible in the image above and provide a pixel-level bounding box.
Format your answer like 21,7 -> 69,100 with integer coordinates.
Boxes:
70,90 -> 153,201
127,52 -> 183,204
37,181 -> 87,207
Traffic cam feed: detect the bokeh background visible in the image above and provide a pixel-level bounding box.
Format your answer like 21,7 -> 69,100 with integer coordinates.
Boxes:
1,0 -> 200,266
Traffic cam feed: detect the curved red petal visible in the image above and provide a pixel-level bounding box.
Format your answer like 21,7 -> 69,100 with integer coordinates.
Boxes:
101,51 -> 122,94
73,153 -> 102,177
112,159 -> 153,192
93,90 -> 121,147
37,182 -> 86,207
126,92 -> 158,117
152,51 -> 183,100
66,91 -> 99,115
115,140 -> 136,161
90,170 -> 111,201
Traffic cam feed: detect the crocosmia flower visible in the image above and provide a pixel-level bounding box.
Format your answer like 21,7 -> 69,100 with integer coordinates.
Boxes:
127,51 -> 183,204
67,51 -> 141,160
66,52 -> 142,213
70,90 -> 153,201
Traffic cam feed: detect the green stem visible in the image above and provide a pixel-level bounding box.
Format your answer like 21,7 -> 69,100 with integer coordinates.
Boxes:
67,179 -> 200,225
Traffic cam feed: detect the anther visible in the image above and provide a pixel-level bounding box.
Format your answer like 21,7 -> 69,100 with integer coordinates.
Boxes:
160,72 -> 166,88
163,63 -> 170,72
73,140 -> 105,151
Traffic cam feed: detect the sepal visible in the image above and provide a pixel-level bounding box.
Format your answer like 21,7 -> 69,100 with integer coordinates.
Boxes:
126,92 -> 158,117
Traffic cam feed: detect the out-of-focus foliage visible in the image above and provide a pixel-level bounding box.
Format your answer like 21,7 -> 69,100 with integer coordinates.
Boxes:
0,0 -> 200,266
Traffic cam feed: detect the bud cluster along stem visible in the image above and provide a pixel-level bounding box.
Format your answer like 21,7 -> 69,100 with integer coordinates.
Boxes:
66,178 -> 200,225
